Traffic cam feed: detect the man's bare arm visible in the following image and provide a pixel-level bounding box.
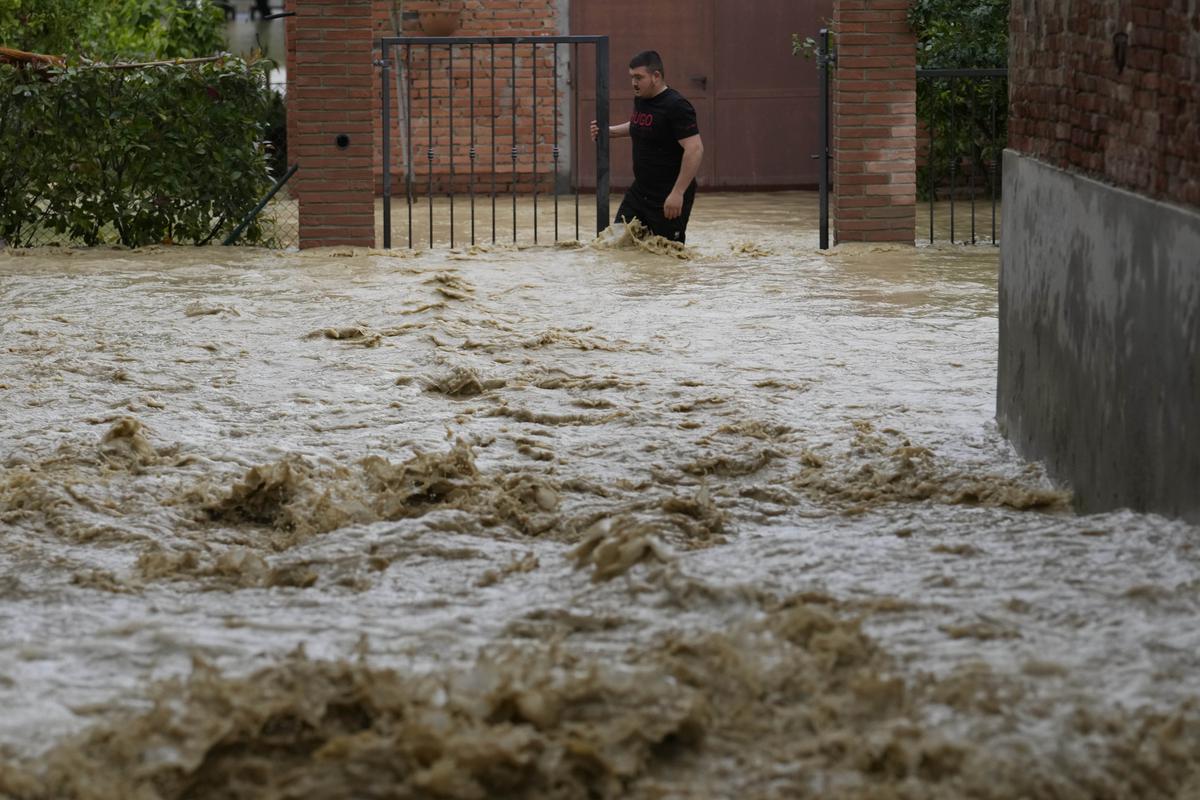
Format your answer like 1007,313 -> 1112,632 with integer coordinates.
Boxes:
590,121 -> 631,141
664,134 -> 704,219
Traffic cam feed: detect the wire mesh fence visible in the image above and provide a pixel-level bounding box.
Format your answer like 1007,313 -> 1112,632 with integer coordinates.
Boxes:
4,157 -> 298,251
12,223 -> 76,249
4,194 -> 299,250
256,182 -> 299,249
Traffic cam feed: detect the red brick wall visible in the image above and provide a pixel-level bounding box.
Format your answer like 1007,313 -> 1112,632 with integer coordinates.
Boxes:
287,0 -> 376,248
1009,0 -> 1200,208
833,0 -> 917,243
376,0 -> 565,194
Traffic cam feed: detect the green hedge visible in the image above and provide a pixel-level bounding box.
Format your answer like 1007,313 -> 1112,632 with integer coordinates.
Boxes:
0,57 -> 275,247
909,0 -> 1009,200
0,0 -> 226,62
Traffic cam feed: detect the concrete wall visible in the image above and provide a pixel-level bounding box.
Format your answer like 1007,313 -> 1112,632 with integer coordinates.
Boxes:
998,150 -> 1200,521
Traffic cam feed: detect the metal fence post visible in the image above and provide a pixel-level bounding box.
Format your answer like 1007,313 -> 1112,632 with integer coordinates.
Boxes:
381,49 -> 392,249
818,27 -> 832,250
595,36 -> 610,236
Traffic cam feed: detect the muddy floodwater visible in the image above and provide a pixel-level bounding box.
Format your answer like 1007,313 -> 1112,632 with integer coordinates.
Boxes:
2,193 -> 1198,798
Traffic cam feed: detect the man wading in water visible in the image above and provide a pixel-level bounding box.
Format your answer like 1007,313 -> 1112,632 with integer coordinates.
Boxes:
591,51 -> 705,243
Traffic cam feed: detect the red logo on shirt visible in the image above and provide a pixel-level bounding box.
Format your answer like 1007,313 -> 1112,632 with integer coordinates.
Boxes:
631,112 -> 654,127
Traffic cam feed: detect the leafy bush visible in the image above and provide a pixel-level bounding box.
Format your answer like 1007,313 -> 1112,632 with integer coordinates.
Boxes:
909,0 -> 1007,70
0,57 -> 274,247
0,0 -> 225,60
265,88 -> 288,181
908,0 -> 1009,199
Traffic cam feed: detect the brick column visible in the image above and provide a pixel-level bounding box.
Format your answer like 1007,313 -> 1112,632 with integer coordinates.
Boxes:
287,0 -> 376,249
833,0 -> 917,244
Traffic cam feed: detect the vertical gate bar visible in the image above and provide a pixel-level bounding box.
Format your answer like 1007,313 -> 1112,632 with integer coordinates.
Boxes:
511,42 -> 518,244
970,80 -> 976,245
990,77 -> 998,245
382,48 -> 392,249
578,40 -> 583,241
818,28 -> 830,250
491,43 -> 497,243
533,43 -> 539,244
449,44 -> 455,248
928,76 -> 935,243
470,43 -> 476,246
595,37 -> 610,236
427,44 -> 434,248
553,42 -> 559,242
949,76 -> 956,245
406,46 -> 413,249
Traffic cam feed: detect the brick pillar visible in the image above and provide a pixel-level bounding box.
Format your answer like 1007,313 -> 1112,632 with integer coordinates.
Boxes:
833,0 -> 917,244
287,0 -> 376,249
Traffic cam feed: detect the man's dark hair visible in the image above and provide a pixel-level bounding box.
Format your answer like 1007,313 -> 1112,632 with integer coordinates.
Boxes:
628,50 -> 665,76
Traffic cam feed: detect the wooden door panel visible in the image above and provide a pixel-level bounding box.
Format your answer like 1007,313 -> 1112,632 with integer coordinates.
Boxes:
712,0 -> 832,187
712,97 -> 820,186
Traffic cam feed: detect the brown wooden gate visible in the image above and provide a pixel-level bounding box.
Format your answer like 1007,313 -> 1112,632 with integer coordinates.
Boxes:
571,0 -> 832,190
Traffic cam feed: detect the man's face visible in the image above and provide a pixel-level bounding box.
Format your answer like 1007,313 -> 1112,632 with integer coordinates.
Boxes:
629,66 -> 661,97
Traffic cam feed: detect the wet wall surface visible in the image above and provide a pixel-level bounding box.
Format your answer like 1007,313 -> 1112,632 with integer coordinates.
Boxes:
999,152 -> 1200,522
2,193 -> 1198,798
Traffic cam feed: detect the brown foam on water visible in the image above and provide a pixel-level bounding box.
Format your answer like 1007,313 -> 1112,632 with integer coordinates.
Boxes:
708,419 -> 794,441
98,417 -> 160,469
5,596 -> 1198,799
175,440 -> 571,558
570,515 -> 673,582
520,368 -> 636,392
197,440 -> 492,547
482,403 -> 622,427
183,302 -> 240,318
132,546 -> 313,590
521,327 -> 624,352
425,271 -> 477,301
475,551 -> 539,588
69,568 -> 138,594
2,411 -> 1067,598
790,421 -> 1070,514
422,366 -> 506,398
730,240 -> 773,257
659,482 -> 726,540
591,219 -> 695,260
306,326 -> 383,347
0,418 -> 174,546
681,446 -> 784,478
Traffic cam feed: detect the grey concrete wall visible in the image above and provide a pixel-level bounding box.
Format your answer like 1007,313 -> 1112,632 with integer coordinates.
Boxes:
998,150 -> 1200,522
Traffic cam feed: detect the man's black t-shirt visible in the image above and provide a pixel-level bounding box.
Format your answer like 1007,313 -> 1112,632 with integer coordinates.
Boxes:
629,87 -> 700,200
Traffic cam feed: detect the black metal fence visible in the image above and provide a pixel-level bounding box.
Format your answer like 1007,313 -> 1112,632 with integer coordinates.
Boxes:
379,35 -> 610,250
917,67 -> 1008,245
815,27 -> 834,250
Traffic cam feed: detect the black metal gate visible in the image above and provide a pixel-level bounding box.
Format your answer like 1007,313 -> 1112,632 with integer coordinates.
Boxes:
917,67 -> 1007,245
816,59 -> 1006,247
379,35 -> 610,249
